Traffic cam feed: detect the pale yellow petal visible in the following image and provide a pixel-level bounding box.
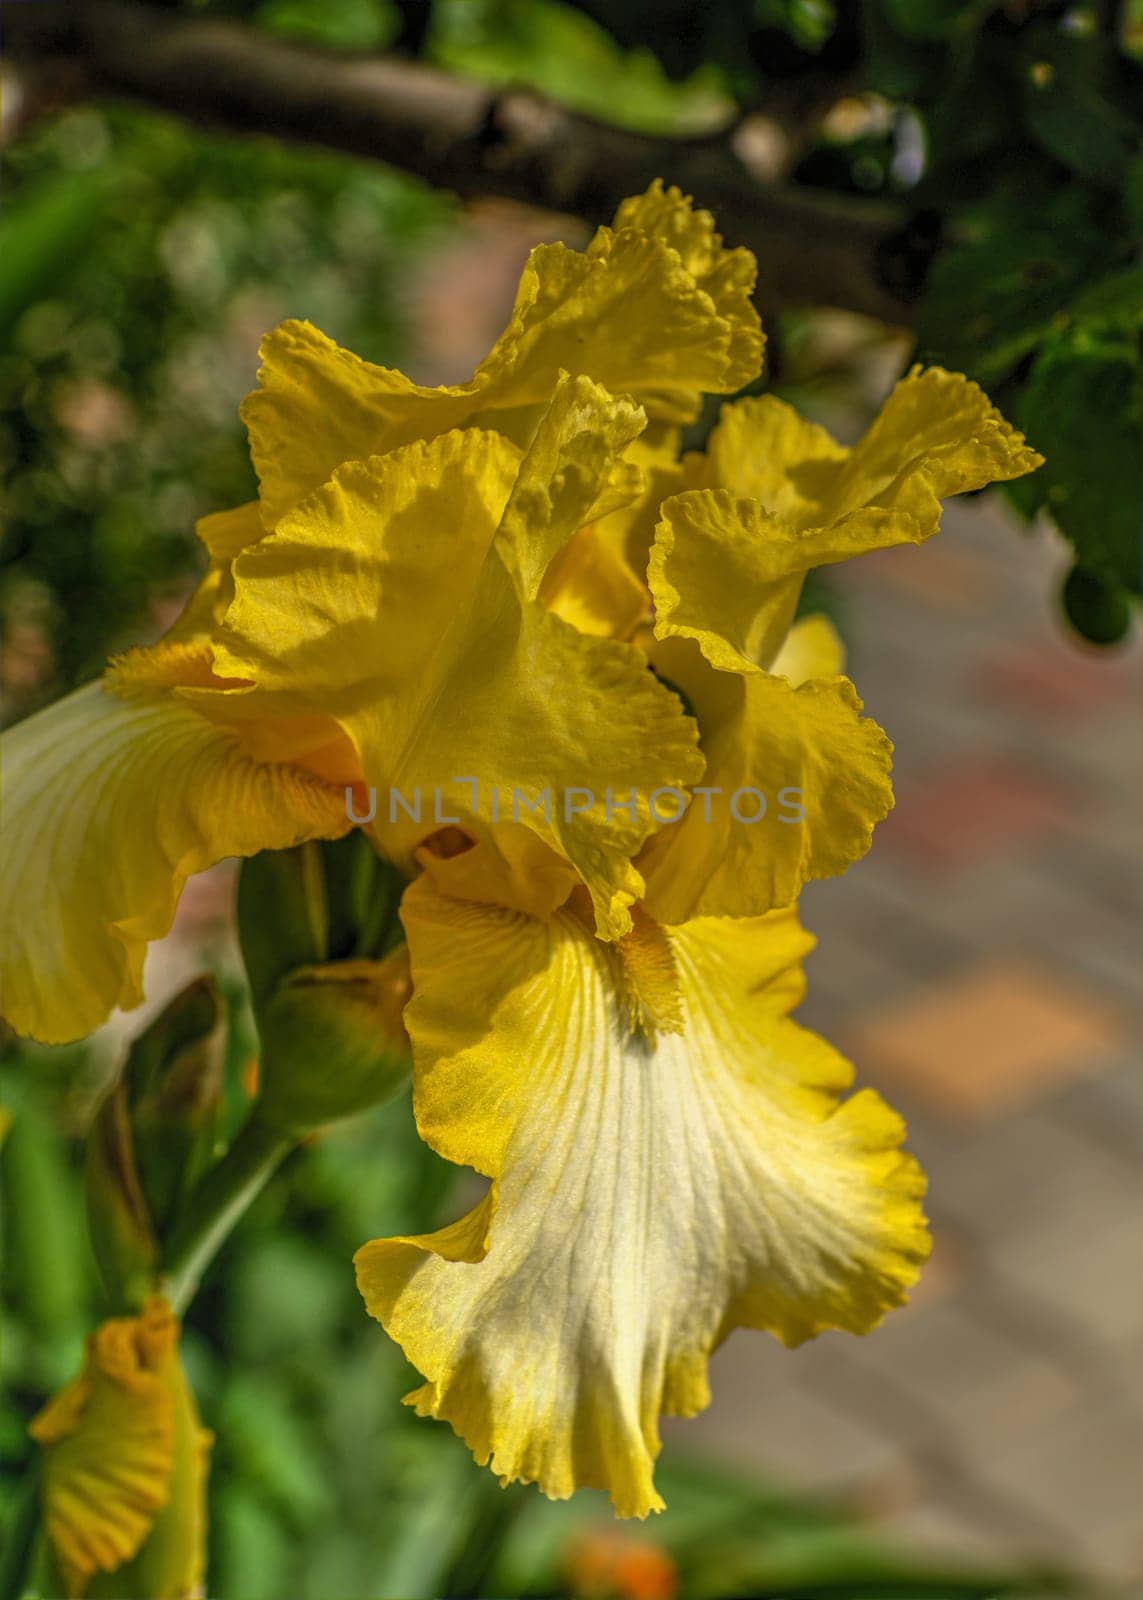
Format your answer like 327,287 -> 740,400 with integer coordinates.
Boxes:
356,887 -> 928,1518
0,677 -> 347,1043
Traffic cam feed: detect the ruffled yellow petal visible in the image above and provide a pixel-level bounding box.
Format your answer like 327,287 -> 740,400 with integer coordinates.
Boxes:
637,637 -> 893,925
494,372 -> 646,602
708,367 -> 1041,526
215,416 -> 702,939
0,674 -> 347,1043
163,503 -> 265,646
356,886 -> 928,1518
28,1299 -> 205,1599
650,489 -> 806,673
610,181 -> 763,405
416,825 -> 579,923
703,393 -> 848,520
664,367 -> 1040,674
815,364 -> 1043,530
243,184 -> 762,524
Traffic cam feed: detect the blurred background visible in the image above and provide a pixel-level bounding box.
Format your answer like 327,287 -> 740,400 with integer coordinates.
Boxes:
2,1 -> 1141,1596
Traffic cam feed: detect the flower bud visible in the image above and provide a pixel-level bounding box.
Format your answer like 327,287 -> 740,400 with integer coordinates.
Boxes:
31,1298 -> 210,1600
253,949 -> 413,1135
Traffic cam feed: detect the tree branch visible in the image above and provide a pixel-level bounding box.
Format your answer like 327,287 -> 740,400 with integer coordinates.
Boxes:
3,0 -> 927,325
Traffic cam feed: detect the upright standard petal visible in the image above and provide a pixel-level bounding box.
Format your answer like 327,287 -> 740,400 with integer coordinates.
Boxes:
215,417 -> 702,938
242,184 -> 762,524
687,368 -> 1042,656
0,674 -> 347,1043
356,886 -> 929,1518
656,370 -> 1040,677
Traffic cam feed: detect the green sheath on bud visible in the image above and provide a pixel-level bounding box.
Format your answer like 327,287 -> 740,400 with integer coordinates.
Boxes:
85,977 -> 225,1306
85,1078 -> 158,1310
127,977 -> 225,1236
238,842 -> 330,1021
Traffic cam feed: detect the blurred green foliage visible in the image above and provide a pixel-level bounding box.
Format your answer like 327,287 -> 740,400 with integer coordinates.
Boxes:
1,104 -> 448,713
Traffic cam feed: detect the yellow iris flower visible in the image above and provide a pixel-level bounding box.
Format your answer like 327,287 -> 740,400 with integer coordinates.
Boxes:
2,183 -> 1041,1518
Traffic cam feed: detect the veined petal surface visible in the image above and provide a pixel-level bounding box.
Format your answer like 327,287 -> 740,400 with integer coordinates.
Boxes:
0,676 -> 346,1042
356,886 -> 928,1518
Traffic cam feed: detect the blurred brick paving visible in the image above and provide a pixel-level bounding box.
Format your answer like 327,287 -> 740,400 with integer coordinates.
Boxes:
677,492 -> 1143,1586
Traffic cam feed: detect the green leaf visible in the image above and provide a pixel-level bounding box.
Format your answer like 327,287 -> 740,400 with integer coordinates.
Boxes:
1124,147 -> 1143,237
254,0 -> 395,49
753,0 -> 837,51
0,170 -> 110,329
124,975 -> 227,1237
84,1075 -> 159,1309
880,0 -> 989,41
1068,264 -> 1143,329
1019,327 -> 1143,598
0,1075 -> 92,1358
1022,51 -> 1138,185
917,188 -> 1107,385
1062,564 -> 1133,645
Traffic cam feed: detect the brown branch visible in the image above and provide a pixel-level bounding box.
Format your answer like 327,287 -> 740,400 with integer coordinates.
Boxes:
3,0 -> 926,325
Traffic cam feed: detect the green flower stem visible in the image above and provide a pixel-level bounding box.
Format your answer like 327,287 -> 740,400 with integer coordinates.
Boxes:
161,1112 -> 293,1315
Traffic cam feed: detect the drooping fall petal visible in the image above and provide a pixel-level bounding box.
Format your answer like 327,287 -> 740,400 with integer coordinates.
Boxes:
0,671 -> 347,1043
355,885 -> 929,1518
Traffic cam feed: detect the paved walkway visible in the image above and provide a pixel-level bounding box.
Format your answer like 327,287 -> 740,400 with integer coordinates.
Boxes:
678,486 -> 1143,1587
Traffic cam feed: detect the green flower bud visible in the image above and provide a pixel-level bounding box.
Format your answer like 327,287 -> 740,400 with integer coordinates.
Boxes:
254,950 -> 413,1136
